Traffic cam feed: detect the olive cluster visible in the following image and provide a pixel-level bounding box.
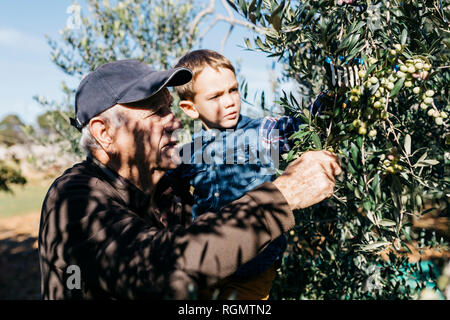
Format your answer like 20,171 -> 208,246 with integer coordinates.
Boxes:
347,45 -> 447,136
380,149 -> 403,174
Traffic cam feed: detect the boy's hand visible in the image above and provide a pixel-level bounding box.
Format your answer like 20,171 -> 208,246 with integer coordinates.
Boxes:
273,151 -> 342,211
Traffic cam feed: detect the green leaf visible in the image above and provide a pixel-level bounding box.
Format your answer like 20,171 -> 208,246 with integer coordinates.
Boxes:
389,77 -> 405,98
290,130 -> 310,140
238,0 -> 248,16
355,136 -> 363,149
302,108 -> 310,119
404,134 -> 411,155
352,21 -> 366,33
272,15 -> 281,31
287,148 -> 296,162
365,64 -> 377,80
348,161 -> 357,175
255,37 -> 265,49
360,241 -> 391,251
415,159 -> 439,167
244,38 -> 252,49
371,174 -> 381,198
379,219 -> 397,227
354,186 -> 361,199
369,82 -> 380,96
350,143 -> 359,166
346,181 -> 354,191
363,200 -> 372,212
311,132 -> 322,150
271,0 -> 285,17
401,28 -> 408,45
416,151 -> 428,165
248,0 -> 257,13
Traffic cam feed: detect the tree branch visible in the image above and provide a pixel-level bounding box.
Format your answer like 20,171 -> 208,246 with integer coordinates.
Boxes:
188,0 -> 215,38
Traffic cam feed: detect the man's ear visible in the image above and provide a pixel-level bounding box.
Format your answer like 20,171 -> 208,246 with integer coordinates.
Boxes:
179,100 -> 199,119
89,117 -> 114,151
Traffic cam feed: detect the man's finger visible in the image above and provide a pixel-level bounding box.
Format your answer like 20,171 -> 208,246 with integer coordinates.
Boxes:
330,160 -> 342,176
320,168 -> 337,199
318,161 -> 337,186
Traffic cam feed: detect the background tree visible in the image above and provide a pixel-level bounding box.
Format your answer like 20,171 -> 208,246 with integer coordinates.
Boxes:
0,114 -> 28,192
0,114 -> 29,147
0,160 -> 27,193
31,0 -> 261,158
229,0 -> 449,299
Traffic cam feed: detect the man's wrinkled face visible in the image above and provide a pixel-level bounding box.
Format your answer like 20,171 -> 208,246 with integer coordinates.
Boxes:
112,88 -> 182,175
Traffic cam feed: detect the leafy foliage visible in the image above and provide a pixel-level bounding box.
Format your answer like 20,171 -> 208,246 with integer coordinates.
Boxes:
231,0 -> 449,299
0,114 -> 28,192
0,160 -> 27,193
32,0 -> 206,158
0,114 -> 29,147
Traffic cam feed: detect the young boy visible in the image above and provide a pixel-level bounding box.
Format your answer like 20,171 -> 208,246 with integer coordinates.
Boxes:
168,49 -> 327,299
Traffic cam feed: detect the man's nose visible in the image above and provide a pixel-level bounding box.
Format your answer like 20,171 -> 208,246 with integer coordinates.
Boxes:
163,112 -> 183,133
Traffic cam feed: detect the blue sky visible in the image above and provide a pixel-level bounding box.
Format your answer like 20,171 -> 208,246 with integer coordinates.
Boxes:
0,0 -> 290,125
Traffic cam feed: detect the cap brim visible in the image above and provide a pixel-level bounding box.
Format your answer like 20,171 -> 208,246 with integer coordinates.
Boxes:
118,67 -> 192,104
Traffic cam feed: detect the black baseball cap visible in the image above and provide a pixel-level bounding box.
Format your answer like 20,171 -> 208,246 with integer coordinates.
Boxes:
70,60 -> 192,131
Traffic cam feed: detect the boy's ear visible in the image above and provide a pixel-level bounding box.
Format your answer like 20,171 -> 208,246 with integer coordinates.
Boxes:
179,100 -> 199,119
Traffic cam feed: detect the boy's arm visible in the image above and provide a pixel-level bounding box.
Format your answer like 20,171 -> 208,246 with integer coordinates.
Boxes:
261,91 -> 329,153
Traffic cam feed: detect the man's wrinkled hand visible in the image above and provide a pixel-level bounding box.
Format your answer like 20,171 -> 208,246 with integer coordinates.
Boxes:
273,150 -> 342,211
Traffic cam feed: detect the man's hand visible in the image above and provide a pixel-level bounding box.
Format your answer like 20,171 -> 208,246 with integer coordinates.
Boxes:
273,150 -> 342,211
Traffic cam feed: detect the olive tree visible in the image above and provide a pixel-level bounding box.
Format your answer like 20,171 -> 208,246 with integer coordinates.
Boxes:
229,0 -> 449,299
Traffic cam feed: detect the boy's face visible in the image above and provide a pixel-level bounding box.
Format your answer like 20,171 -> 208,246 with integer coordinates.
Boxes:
191,66 -> 241,130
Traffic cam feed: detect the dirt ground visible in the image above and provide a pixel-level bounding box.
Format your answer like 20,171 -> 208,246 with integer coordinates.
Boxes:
0,211 -> 41,300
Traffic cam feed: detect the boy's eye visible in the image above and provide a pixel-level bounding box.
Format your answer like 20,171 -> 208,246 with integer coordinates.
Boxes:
230,87 -> 238,93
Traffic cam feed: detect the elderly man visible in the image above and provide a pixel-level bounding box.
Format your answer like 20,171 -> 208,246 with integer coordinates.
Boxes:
38,60 -> 341,299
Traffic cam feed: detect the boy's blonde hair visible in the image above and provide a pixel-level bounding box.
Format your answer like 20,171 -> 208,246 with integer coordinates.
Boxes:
174,49 -> 236,101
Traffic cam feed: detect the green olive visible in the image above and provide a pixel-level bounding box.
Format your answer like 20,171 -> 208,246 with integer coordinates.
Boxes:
352,119 -> 361,127
407,65 -> 416,73
415,62 -> 424,70
386,166 -> 395,173
425,90 -> 435,97
358,127 -> 367,135
350,95 -> 359,102
423,97 -> 434,105
397,71 -> 407,78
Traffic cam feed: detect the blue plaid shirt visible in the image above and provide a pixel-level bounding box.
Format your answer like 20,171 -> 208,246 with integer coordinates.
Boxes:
167,93 -> 326,276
